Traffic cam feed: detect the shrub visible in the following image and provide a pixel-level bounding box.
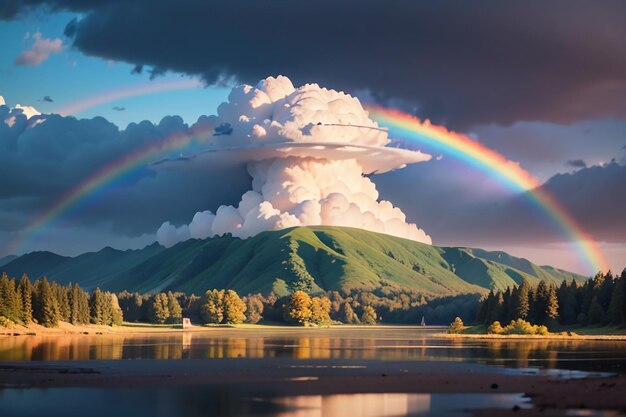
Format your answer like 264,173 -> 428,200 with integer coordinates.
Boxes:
497,318 -> 550,336
0,316 -> 15,329
448,317 -> 464,334
487,321 -> 503,334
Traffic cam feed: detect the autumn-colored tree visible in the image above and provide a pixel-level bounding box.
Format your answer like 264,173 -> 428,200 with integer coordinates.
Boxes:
110,293 -> 124,326
201,289 -> 225,324
167,292 -> 182,324
149,293 -> 170,324
285,291 -> 312,325
487,321 -> 503,334
360,305 -> 377,325
310,296 -> 331,325
448,317 -> 464,334
244,294 -> 264,324
223,290 -> 246,324
339,301 -> 359,324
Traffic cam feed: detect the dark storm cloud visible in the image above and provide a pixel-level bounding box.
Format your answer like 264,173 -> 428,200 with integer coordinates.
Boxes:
0,107 -> 250,237
5,1 -> 626,128
378,161 -> 626,246
566,159 -> 587,169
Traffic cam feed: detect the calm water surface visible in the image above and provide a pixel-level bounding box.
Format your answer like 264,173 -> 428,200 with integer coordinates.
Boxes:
1,327 -> 625,374
0,388 -> 533,417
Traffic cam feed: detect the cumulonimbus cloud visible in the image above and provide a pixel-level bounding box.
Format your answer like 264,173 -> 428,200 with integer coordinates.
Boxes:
156,76 -> 432,247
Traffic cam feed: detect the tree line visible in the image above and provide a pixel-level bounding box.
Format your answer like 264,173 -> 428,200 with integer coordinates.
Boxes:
476,268 -> 626,328
0,273 -> 122,328
2,271 -> 505,329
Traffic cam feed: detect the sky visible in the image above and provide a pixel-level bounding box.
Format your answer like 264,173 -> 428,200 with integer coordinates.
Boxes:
0,1 -> 625,275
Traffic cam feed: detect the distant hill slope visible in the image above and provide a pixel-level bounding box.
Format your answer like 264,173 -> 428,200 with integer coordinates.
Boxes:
1,226 -> 587,295
0,255 -> 18,267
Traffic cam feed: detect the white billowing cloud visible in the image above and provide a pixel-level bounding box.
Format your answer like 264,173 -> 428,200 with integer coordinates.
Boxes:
1,97 -> 43,127
188,211 -> 215,239
156,222 -> 190,248
15,32 -> 63,66
14,104 -> 41,119
213,75 -> 388,149
157,76 -> 432,247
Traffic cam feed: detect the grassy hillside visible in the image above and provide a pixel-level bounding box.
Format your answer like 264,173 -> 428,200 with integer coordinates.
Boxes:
1,226 -> 587,296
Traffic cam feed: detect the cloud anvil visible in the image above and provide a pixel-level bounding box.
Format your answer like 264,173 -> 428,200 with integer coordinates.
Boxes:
156,76 -> 432,247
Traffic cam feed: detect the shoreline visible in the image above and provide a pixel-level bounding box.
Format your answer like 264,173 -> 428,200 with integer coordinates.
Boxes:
3,321 -> 626,341
439,332 -> 626,341
1,358 -> 625,415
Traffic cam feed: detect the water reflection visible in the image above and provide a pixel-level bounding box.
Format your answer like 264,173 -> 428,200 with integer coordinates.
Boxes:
1,328 -> 625,373
0,388 -> 531,417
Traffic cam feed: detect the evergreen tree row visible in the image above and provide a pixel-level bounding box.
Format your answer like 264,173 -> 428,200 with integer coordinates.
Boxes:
0,273 -> 122,328
477,268 -> 626,328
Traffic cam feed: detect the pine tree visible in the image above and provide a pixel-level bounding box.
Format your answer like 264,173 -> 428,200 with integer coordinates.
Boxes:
557,280 -> 577,325
607,278 -> 625,325
69,283 -> 90,325
486,291 -> 503,324
17,274 -> 32,325
598,271 -> 615,311
34,277 -> 59,327
545,283 -> 559,325
166,292 -> 182,324
501,287 -> 512,323
532,280 -> 550,324
149,293 -> 170,324
51,282 -> 70,322
0,273 -> 21,323
515,280 -> 531,320
475,294 -> 488,323
90,288 -> 107,325
587,295 -> 605,324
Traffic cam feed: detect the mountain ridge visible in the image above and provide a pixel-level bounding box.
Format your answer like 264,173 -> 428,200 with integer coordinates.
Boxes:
1,226 -> 587,296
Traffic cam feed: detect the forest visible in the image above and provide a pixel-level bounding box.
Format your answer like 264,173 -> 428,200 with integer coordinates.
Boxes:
2,268 -> 624,329
476,269 -> 626,329
0,271 -> 478,328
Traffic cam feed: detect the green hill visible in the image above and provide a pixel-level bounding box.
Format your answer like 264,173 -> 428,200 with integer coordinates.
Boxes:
1,226 -> 587,296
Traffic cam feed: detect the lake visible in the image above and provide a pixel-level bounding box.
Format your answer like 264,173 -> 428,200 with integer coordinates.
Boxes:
0,327 -> 624,374
1,327 -> 625,417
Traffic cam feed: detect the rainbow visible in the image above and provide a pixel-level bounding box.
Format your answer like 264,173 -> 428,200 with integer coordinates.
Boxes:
6,124 -> 215,255
367,105 -> 607,274
8,103 -> 607,274
56,79 -> 204,116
